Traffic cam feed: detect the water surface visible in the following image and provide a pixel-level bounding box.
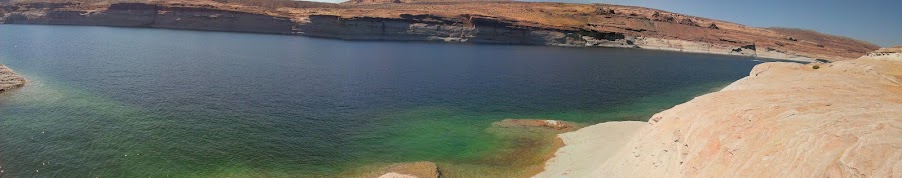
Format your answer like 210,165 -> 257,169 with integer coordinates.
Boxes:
0,24 -> 764,177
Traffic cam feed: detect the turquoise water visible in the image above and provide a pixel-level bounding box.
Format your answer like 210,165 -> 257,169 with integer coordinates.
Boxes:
0,24 -> 766,177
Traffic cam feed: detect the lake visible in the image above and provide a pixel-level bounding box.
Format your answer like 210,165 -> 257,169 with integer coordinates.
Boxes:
0,24 -> 765,177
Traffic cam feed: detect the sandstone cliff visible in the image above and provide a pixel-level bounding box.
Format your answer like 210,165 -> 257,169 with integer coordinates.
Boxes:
0,64 -> 25,94
538,47 -> 902,177
0,0 -> 880,61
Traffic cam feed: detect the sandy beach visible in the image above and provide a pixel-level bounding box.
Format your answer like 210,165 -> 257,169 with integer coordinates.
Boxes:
533,121 -> 646,178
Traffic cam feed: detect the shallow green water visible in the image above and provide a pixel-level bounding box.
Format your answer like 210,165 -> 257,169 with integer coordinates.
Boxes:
0,24 -> 765,177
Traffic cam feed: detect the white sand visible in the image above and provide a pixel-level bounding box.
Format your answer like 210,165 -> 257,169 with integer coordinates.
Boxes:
379,172 -> 419,178
533,121 -> 647,178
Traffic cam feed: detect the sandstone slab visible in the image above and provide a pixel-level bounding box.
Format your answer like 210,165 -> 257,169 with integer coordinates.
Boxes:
539,48 -> 902,177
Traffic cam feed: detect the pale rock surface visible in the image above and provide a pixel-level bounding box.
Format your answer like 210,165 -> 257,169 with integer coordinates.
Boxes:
539,47 -> 902,177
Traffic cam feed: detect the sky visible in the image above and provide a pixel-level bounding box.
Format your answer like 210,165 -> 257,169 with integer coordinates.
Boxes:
308,0 -> 900,47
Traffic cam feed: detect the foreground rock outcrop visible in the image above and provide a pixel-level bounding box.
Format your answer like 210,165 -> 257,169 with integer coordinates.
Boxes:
0,64 -> 25,93
539,47 -> 902,177
0,0 -> 879,61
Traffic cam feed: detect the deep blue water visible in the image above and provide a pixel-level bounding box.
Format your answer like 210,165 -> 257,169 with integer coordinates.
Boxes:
0,24 -> 765,177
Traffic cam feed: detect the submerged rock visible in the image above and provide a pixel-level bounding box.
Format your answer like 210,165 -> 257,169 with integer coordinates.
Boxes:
0,64 -> 25,93
493,119 -> 577,131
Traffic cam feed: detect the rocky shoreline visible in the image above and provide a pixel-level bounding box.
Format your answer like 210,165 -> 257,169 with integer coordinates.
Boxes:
537,47 -> 902,177
0,64 -> 25,94
0,1 -> 880,62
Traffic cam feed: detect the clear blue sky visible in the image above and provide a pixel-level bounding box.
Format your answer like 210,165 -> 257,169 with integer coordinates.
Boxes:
310,0 -> 900,47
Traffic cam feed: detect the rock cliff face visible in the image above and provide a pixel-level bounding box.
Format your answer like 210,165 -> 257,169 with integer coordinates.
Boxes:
0,1 -> 880,61
2,3 -> 294,34
296,15 -> 595,46
539,47 -> 902,177
0,64 -> 25,94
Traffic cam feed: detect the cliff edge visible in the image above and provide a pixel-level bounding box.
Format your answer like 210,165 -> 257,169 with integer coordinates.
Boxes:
538,47 -> 902,177
0,64 -> 25,93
